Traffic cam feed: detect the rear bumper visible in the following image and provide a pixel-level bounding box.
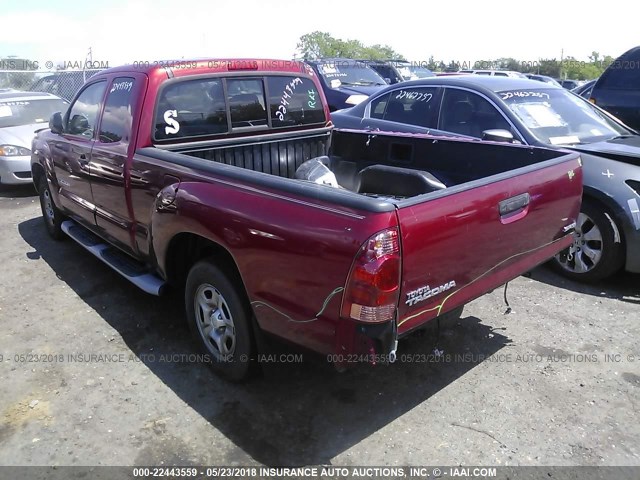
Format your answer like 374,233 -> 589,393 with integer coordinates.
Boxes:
332,235 -> 574,366
0,155 -> 32,185
333,319 -> 397,368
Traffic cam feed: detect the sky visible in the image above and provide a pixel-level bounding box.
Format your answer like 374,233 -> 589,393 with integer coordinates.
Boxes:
0,0 -> 637,70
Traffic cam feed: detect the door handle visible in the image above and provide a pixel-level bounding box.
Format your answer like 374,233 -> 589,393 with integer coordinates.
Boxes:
499,193 -> 530,224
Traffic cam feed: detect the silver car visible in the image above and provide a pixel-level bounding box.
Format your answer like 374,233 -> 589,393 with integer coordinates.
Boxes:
0,91 -> 68,185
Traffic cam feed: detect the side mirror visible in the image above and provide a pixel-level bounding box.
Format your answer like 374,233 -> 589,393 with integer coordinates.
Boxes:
482,129 -> 514,143
69,114 -> 90,135
49,112 -> 64,134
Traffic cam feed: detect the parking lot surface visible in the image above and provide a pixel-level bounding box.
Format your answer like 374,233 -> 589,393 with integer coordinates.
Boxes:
1,185 -> 639,467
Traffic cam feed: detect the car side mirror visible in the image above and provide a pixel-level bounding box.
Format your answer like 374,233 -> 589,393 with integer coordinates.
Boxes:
49,112 -> 64,134
69,114 -> 90,135
482,129 -> 514,143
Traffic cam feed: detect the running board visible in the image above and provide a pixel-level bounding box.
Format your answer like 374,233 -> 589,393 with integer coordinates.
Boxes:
61,220 -> 166,296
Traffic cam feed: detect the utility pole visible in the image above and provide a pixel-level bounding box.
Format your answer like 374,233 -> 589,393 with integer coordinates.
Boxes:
84,47 -> 93,81
560,48 -> 564,79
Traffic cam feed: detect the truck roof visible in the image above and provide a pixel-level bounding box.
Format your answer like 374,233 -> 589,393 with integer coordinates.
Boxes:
91,58 -> 312,79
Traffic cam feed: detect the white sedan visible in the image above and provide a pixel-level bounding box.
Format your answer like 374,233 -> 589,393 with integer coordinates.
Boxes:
0,91 -> 68,185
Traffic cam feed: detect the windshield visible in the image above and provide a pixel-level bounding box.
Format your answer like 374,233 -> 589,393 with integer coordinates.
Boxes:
499,88 -> 632,145
0,98 -> 69,128
316,62 -> 386,87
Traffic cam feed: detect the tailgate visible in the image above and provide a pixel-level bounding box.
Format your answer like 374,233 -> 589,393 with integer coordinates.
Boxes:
396,153 -> 582,334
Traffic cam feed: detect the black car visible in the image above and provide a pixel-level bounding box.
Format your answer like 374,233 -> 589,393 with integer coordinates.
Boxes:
305,59 -> 387,111
362,60 -> 405,84
557,79 -> 581,90
590,46 -> 640,131
332,76 -> 640,282
572,79 -> 597,99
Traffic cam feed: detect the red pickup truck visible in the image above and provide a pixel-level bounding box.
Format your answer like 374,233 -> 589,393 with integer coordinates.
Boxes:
31,59 -> 583,380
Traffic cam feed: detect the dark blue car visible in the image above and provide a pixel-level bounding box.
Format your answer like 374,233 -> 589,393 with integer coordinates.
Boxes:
590,46 -> 640,131
332,75 -> 640,282
305,58 -> 387,111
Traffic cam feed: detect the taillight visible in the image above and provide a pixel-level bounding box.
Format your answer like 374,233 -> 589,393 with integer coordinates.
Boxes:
341,228 -> 401,323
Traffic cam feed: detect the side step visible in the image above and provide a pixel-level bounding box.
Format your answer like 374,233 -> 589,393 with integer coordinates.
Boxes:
61,220 -> 166,296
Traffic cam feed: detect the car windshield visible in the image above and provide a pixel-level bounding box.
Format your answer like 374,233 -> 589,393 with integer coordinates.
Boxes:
316,62 -> 386,87
398,65 -> 435,80
0,98 -> 69,128
499,88 -> 632,145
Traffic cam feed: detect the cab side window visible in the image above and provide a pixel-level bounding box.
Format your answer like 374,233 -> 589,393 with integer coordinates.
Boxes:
99,77 -> 135,144
66,81 -> 107,138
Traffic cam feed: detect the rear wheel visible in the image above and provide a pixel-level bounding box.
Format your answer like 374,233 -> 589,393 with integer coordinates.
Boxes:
185,259 -> 257,381
552,200 -> 624,282
38,176 -> 65,240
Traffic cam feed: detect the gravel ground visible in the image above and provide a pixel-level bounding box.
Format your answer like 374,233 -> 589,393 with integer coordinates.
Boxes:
1,184 -> 639,469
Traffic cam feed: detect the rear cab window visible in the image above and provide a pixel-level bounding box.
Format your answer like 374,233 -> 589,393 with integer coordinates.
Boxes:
153,74 -> 326,143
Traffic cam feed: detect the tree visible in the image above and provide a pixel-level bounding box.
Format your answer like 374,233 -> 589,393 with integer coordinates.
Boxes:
295,31 -> 405,60
426,55 -> 439,71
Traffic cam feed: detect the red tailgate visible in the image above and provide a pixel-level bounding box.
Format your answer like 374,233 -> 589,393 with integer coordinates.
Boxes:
396,154 -> 583,334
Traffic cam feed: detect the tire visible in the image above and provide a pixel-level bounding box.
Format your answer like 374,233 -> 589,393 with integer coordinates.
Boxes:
185,259 -> 257,382
38,176 -> 65,240
552,199 -> 624,283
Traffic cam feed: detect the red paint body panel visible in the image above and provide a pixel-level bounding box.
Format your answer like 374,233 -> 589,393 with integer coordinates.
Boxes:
395,158 -> 583,334
151,175 -> 397,355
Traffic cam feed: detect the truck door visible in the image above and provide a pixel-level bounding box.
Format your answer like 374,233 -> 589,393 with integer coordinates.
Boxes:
90,75 -> 144,251
52,80 -> 107,224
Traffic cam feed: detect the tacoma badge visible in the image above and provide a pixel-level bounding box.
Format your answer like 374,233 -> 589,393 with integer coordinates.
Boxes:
406,281 -> 457,306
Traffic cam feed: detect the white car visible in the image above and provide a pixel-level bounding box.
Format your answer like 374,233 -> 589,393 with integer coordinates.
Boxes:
0,91 -> 68,185
459,69 -> 528,78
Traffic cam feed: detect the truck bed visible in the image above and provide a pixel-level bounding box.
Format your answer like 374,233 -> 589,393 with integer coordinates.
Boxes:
140,128 -> 582,348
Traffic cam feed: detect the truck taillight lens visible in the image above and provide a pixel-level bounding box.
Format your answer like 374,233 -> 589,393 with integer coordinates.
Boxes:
341,228 -> 401,323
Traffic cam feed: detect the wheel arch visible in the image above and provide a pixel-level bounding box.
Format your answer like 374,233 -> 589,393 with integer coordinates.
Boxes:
164,232 -> 248,300
582,186 -> 628,249
31,162 -> 46,194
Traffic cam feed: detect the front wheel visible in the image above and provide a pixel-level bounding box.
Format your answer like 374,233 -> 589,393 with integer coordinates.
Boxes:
185,259 -> 257,381
38,176 -> 65,240
552,200 -> 624,283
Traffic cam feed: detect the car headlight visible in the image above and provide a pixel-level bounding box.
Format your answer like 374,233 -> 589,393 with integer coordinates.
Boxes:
0,145 -> 31,156
345,95 -> 368,106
